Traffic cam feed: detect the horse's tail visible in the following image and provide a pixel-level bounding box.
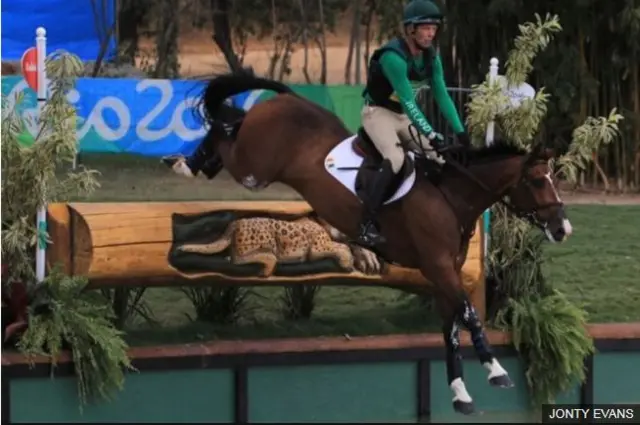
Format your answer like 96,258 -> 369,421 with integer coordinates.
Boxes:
200,71 -> 294,124
177,221 -> 236,255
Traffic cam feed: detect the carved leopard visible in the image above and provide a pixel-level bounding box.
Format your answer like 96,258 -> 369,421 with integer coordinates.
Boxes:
177,215 -> 355,277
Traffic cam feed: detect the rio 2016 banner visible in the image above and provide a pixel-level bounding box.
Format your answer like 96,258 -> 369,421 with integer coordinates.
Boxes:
1,75 -> 365,157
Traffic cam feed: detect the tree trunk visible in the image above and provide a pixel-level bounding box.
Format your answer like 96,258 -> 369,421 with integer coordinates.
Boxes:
211,0 -> 243,73
298,0 -> 312,83
317,0 -> 327,84
344,8 -> 358,84
354,0 -> 362,85
154,0 -> 180,78
267,0 -> 281,79
363,0 -> 376,67
116,0 -> 143,65
90,0 -> 117,76
632,59 -> 640,189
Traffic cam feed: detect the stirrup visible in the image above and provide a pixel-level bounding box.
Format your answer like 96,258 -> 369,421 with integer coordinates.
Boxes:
357,221 -> 386,247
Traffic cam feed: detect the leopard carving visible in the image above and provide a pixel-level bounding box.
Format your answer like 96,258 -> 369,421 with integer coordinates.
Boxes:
177,215 -> 358,277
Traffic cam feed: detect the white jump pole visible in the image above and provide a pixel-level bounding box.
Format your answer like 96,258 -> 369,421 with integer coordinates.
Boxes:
483,57 -> 499,267
485,57 -> 499,146
35,27 -> 48,284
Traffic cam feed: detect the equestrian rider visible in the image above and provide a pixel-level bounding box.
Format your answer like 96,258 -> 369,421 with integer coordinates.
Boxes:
356,0 -> 470,248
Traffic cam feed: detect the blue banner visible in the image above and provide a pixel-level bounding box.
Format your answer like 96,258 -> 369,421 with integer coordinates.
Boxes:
1,0 -> 117,61
1,75 -> 262,157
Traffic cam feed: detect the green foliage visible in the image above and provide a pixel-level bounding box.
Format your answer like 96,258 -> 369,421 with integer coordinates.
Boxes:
495,290 -> 595,406
465,13 -> 620,407
1,50 -> 132,408
2,51 -> 100,284
505,13 -> 563,86
16,268 -> 135,408
181,286 -> 256,325
554,109 -> 625,183
466,14 -> 562,147
280,285 -> 321,320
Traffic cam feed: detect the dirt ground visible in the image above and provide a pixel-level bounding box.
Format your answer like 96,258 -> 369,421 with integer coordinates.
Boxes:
139,27 -> 378,84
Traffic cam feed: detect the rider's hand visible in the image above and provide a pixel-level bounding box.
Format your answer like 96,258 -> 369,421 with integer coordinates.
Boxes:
427,131 -> 445,149
428,131 -> 444,142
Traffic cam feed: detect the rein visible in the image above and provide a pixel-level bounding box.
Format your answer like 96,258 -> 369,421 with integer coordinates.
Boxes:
406,125 -> 560,232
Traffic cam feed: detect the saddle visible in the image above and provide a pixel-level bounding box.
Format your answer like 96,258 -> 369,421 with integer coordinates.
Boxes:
351,127 -> 415,202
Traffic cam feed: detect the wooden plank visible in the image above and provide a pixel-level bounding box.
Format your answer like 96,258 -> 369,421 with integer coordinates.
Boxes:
45,201 -> 486,318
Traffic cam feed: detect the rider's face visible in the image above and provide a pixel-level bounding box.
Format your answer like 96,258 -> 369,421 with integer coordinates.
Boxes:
412,24 -> 438,48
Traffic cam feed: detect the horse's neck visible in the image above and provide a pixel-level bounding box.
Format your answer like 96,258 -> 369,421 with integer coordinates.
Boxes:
443,156 -> 523,229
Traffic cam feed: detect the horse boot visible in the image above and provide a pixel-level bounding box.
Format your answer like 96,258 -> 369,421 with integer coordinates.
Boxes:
200,155 -> 224,180
356,159 -> 396,248
162,132 -> 217,178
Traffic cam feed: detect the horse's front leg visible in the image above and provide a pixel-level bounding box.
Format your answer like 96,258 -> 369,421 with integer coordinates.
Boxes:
428,258 -> 514,416
457,296 -> 514,388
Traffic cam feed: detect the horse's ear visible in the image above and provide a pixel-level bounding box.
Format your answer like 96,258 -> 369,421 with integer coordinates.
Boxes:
542,147 -> 556,160
530,143 -> 555,160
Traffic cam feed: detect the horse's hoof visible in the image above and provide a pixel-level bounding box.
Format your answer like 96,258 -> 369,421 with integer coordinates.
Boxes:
161,156 -> 180,167
453,400 -> 477,415
489,373 -> 514,388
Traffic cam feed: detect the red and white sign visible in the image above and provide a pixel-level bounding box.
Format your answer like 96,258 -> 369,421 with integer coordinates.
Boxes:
20,47 -> 38,92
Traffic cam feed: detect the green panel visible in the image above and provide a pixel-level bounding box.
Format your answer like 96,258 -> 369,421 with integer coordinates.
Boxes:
248,362 -> 417,423
429,356 -> 582,423
327,85 -> 366,132
594,352 -> 640,404
10,369 -> 234,423
431,357 -> 532,423
554,381 -> 582,405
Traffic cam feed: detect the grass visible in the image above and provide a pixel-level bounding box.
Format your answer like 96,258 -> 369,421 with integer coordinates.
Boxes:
541,204 -> 640,323
126,287 -> 439,346
66,153 -> 640,345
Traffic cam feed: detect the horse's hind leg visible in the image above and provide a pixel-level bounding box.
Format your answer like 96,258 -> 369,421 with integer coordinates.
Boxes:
457,296 -> 514,388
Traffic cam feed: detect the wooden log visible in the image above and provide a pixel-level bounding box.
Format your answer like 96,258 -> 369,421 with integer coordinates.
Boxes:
46,201 -> 486,319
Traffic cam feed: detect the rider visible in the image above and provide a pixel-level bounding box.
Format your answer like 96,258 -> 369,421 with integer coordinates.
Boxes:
356,0 -> 470,248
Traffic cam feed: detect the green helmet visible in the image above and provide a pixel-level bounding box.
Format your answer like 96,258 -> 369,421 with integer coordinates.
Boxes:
402,0 -> 443,26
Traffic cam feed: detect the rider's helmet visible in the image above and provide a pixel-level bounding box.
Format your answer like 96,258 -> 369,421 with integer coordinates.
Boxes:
402,0 -> 443,27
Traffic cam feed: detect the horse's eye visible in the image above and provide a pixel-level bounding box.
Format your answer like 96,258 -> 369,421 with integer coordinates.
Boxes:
530,178 -> 545,188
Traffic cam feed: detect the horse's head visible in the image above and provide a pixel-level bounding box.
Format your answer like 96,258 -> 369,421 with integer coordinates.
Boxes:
505,143 -> 572,243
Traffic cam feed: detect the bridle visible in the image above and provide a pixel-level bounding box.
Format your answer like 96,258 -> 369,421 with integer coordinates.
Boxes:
405,127 -> 563,232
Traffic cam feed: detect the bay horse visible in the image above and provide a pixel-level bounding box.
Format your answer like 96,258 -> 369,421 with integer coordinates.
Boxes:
190,71 -> 573,415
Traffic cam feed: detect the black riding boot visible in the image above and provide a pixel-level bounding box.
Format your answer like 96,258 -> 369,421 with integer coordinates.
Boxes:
356,159 -> 396,248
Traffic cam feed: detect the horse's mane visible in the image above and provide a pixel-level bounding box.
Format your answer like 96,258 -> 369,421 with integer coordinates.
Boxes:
463,138 -> 529,164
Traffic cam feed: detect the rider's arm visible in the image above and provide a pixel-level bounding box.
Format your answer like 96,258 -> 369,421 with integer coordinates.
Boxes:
430,54 -> 465,134
379,51 -> 435,136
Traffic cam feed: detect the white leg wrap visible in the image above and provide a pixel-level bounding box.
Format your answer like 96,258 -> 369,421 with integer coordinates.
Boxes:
450,377 -> 473,403
173,160 -> 195,177
483,358 -> 508,379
